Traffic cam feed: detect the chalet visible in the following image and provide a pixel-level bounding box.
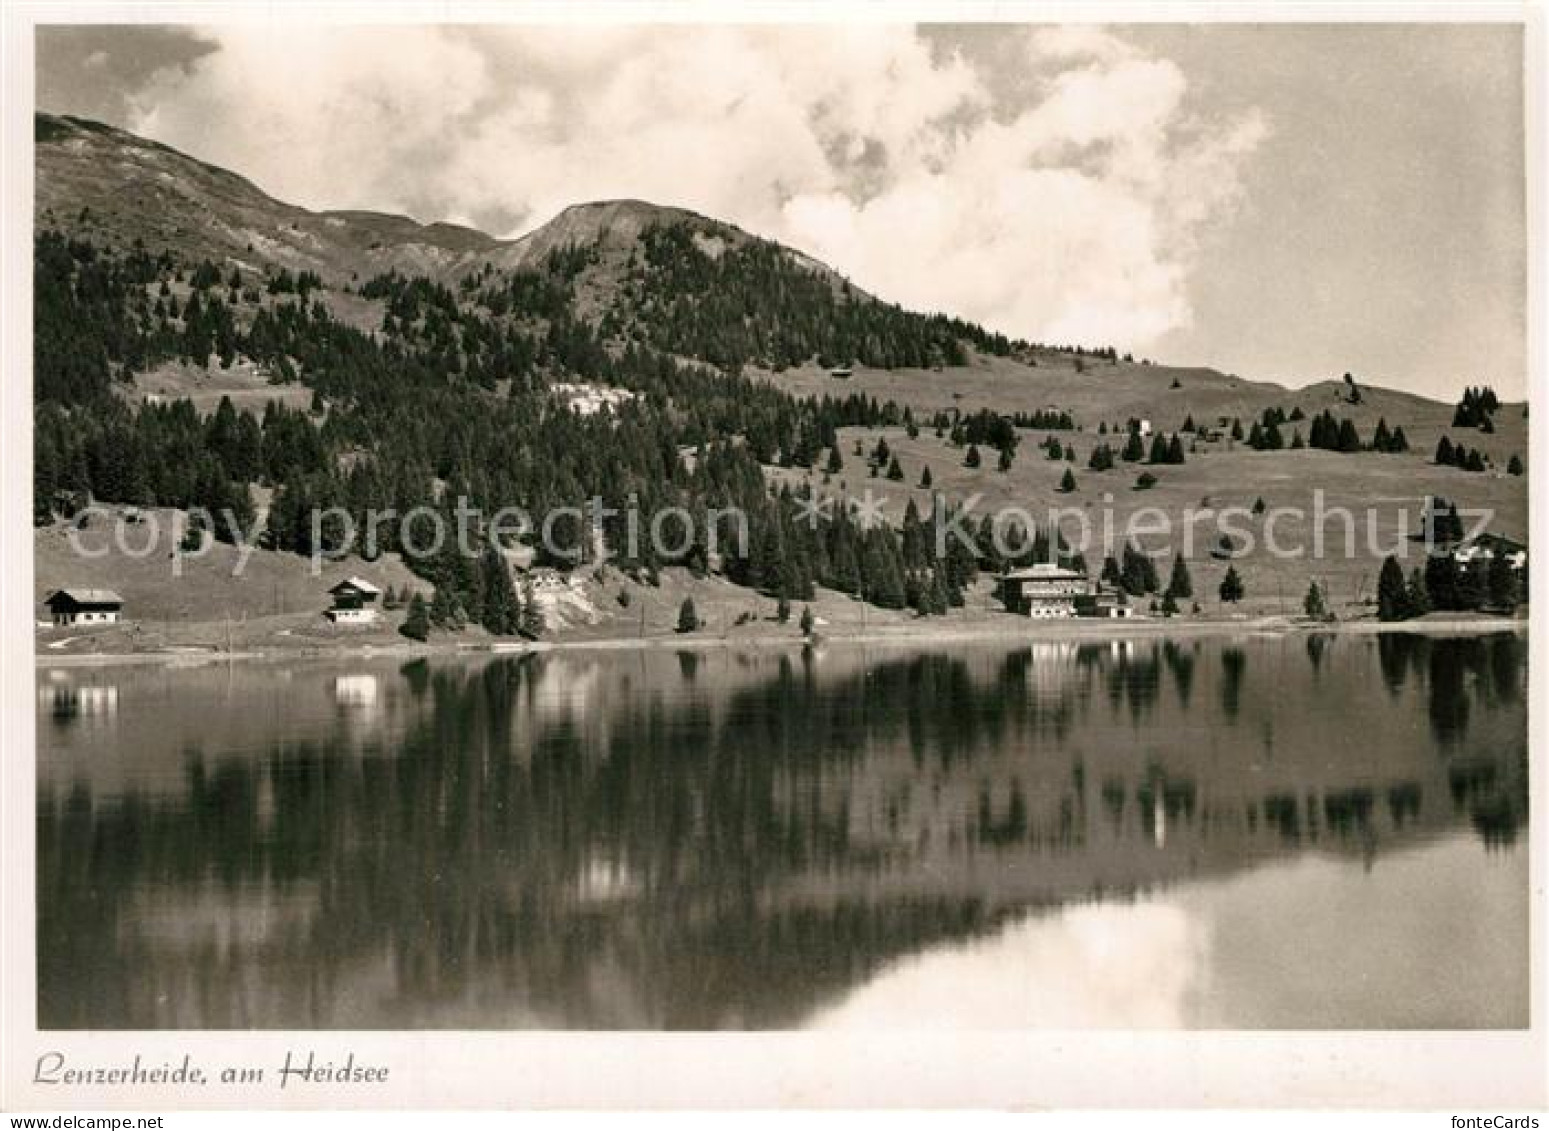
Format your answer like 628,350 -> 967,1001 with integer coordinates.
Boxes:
1074,584 -> 1135,619
43,588 -> 123,627
829,367 -> 853,379
325,577 -> 383,624
1000,563 -> 1092,618
1453,532 -> 1527,572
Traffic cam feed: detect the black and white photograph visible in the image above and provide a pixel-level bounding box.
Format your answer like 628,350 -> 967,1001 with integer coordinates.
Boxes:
1,1 -> 1544,1116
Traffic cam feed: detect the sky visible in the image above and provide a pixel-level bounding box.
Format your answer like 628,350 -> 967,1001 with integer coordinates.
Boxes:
36,22 -> 1527,400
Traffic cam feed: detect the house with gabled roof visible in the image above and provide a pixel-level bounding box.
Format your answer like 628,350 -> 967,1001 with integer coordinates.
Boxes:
44,588 -> 124,627
325,577 -> 383,624
1000,563 -> 1092,618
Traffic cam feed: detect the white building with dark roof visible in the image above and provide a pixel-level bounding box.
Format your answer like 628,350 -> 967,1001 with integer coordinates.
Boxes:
43,588 -> 124,627
326,577 -> 383,624
1000,564 -> 1092,618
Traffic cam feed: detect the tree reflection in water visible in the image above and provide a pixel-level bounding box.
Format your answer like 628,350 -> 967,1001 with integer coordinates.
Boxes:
37,633 -> 1527,1029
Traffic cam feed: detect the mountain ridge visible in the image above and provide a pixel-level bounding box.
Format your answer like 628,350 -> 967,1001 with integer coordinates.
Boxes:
36,110 -> 1520,416
35,112 -> 866,301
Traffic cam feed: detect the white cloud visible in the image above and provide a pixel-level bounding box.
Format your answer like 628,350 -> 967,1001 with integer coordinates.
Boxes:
124,24 -> 1266,351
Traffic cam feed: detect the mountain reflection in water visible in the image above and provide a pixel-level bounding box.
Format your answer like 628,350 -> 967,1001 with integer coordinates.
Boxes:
37,632 -> 1528,1029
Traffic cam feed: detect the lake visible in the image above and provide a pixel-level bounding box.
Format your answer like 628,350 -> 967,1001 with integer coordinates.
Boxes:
36,630 -> 1528,1030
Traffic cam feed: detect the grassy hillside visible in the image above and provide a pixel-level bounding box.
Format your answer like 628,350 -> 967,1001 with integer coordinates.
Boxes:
33,504 -> 956,654
34,505 -> 421,653
763,352 -> 1526,618
760,350 -> 1526,472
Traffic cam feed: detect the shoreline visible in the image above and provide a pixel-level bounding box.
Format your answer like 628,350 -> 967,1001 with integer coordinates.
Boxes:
35,612 -> 1527,668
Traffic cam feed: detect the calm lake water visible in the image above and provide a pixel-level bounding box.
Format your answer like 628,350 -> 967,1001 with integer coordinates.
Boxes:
37,631 -> 1528,1030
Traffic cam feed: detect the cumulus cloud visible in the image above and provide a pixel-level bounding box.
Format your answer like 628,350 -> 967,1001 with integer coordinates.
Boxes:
124,24 -> 1266,350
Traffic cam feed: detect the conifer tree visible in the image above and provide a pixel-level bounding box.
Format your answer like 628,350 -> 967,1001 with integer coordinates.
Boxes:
1336,419 -> 1361,452
928,568 -> 951,615
1120,544 -> 1158,595
518,576 -> 544,638
1218,565 -> 1245,604
1165,554 -> 1193,600
677,597 -> 699,633
401,593 -> 430,641
1487,553 -> 1519,610
1373,418 -> 1392,452
1458,559 -> 1488,609
1377,555 -> 1411,621
479,544 -> 520,635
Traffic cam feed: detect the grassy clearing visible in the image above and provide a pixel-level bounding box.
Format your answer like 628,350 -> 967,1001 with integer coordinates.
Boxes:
117,358 -> 314,416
